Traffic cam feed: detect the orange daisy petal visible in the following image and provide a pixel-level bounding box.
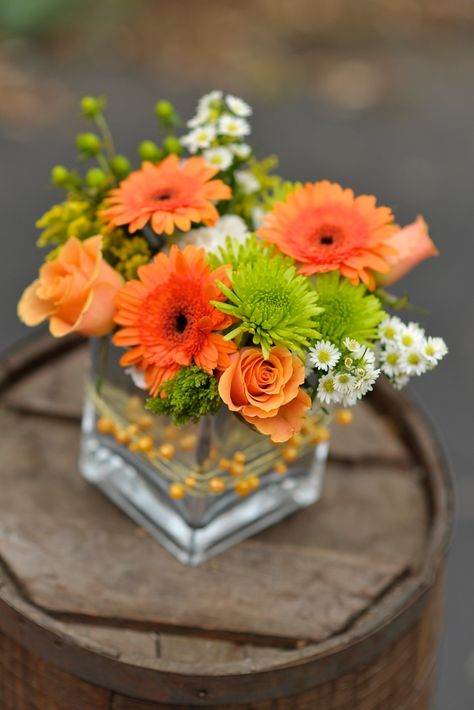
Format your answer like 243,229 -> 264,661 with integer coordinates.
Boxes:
100,155 -> 231,237
113,244 -> 233,394
258,180 -> 398,291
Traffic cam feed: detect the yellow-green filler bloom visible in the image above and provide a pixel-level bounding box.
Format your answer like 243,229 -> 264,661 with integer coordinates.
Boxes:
314,272 -> 386,346
213,240 -> 322,358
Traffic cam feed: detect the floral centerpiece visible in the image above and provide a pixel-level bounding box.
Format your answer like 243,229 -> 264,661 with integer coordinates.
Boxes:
18,91 -> 447,564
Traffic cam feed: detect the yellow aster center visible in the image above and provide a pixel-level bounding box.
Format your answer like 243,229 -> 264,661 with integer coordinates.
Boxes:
401,334 -> 415,346
407,352 -> 421,365
387,353 -> 399,365
323,379 -> 335,393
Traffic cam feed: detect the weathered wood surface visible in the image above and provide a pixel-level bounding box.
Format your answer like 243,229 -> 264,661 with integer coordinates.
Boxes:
0,334 -> 453,708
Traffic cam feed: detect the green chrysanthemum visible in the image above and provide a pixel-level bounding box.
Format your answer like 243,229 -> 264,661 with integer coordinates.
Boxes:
208,233 -> 270,270
146,366 -> 221,426
315,272 -> 386,346
213,241 -> 322,358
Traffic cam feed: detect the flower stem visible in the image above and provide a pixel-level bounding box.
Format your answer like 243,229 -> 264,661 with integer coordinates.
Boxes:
95,336 -> 110,396
196,414 -> 213,466
95,113 -> 115,159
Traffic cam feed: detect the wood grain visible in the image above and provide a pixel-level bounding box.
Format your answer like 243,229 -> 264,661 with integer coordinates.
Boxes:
0,335 -> 453,708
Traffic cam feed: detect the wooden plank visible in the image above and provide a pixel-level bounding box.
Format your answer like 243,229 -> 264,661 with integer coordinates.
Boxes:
3,344 -> 86,420
330,400 -> 410,465
0,405 -> 423,646
0,334 -> 451,707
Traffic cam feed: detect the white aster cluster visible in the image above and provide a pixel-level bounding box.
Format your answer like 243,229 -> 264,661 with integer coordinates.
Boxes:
180,91 -> 253,176
179,215 -> 250,254
377,317 -> 447,389
308,338 -> 380,407
307,316 -> 447,409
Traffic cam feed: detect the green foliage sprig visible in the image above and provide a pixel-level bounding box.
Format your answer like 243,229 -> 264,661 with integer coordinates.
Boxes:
146,366 -> 221,426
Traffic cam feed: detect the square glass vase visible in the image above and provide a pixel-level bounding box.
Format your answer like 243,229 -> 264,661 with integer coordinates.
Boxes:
80,339 -> 329,565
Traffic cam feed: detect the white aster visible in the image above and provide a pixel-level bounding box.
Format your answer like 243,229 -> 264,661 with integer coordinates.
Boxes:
423,336 -> 448,365
334,372 -> 356,396
203,146 -> 233,171
188,90 -> 223,128
397,322 -> 425,349
187,108 -> 212,128
218,114 -> 251,138
197,90 -> 223,113
317,374 -> 340,405
353,366 -> 380,396
181,124 -> 216,153
231,143 -> 252,159
378,316 -> 403,345
309,340 -> 341,371
401,348 -> 427,376
179,215 -> 250,254
225,94 -> 252,117
343,337 -> 361,352
380,348 -> 402,378
353,345 -> 376,366
235,169 -> 260,194
393,374 -> 410,390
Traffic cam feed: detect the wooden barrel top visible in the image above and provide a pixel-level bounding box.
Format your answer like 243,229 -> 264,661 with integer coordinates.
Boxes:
0,333 -> 453,706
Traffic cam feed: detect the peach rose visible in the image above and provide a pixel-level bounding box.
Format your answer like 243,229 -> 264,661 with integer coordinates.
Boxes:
18,235 -> 123,337
377,216 -> 438,287
219,346 -> 311,443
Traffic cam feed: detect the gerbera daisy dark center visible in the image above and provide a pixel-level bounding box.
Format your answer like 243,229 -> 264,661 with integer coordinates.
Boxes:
152,189 -> 175,202
175,313 -> 188,333
313,225 -> 345,247
320,235 -> 334,245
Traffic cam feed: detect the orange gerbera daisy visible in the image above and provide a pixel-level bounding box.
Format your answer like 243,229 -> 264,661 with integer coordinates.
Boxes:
113,244 -> 236,395
258,180 -> 399,290
101,155 -> 231,236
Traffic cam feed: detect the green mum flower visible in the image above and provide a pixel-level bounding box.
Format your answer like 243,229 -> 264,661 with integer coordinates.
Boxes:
146,366 -> 221,426
213,241 -> 322,358
315,272 -> 386,346
208,233 -> 268,270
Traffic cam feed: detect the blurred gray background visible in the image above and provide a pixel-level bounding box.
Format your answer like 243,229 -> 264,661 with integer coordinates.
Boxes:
0,2 -> 472,706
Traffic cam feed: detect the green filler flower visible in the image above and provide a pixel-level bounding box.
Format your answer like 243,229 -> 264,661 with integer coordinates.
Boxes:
146,366 -> 221,426
213,240 -> 322,357
315,272 -> 386,346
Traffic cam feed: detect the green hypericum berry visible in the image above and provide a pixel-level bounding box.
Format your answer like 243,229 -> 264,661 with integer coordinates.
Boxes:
154,100 -> 174,119
110,155 -> 131,178
86,168 -> 107,189
50,165 -> 70,186
163,135 -> 182,155
76,132 -> 102,156
138,140 -> 162,162
80,96 -> 105,119
154,99 -> 179,128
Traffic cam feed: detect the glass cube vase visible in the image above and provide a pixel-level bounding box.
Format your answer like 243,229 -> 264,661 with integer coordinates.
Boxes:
80,339 -> 329,565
